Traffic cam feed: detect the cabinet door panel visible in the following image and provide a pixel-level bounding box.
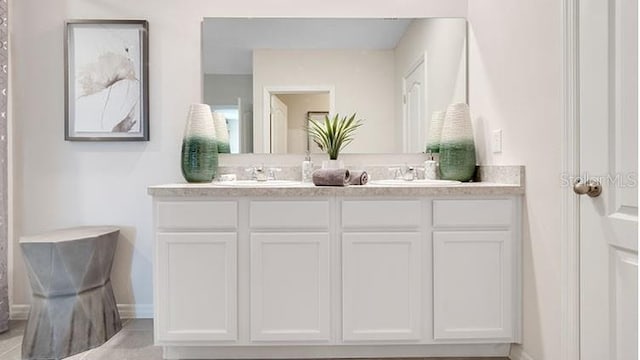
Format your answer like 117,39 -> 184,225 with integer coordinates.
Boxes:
157,232 -> 237,342
433,231 -> 512,340
342,232 -> 421,341
250,232 -> 330,342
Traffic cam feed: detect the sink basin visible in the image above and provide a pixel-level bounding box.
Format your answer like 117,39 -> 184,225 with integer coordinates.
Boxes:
369,179 -> 461,186
211,180 -> 303,187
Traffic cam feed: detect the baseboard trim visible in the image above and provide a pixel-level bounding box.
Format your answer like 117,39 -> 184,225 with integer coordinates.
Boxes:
116,304 -> 154,319
510,345 -> 534,360
10,305 -> 29,321
10,304 -> 153,320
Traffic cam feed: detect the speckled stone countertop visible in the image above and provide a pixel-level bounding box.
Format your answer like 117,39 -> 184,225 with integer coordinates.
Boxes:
148,166 -> 525,197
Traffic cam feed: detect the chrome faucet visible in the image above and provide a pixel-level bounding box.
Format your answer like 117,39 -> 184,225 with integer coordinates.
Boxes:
245,165 -> 282,182
389,167 -> 402,180
246,165 -> 267,181
402,165 -> 418,181
389,164 -> 419,181
267,167 -> 282,180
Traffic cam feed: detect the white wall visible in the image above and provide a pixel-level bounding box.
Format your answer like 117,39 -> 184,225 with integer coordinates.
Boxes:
276,93 -> 329,153
10,0 -> 468,316
394,18 -> 467,152
467,1 -> 563,359
203,74 -> 253,109
253,49 -> 395,153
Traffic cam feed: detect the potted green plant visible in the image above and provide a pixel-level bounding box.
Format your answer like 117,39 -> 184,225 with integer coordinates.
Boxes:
307,113 -> 363,168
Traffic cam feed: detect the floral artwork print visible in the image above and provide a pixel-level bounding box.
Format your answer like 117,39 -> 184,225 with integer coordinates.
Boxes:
66,21 -> 148,140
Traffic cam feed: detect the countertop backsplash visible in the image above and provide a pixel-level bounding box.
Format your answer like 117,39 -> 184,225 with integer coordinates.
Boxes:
216,153 -> 523,185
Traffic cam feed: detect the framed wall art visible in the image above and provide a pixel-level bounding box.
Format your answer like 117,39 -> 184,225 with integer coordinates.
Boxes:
65,20 -> 149,141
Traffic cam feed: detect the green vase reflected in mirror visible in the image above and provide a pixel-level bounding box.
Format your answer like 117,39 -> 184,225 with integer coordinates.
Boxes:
426,110 -> 446,154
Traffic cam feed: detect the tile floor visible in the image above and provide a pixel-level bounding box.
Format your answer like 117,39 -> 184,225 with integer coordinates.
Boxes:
0,319 -> 509,360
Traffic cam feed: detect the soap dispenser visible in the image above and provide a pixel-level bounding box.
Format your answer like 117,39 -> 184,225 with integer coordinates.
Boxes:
302,152 -> 314,183
424,152 -> 437,180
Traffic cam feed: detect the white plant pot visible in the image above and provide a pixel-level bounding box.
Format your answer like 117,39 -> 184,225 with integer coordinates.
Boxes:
322,159 -> 345,169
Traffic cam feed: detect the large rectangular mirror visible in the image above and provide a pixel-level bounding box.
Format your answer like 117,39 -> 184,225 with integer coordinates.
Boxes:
202,18 -> 467,154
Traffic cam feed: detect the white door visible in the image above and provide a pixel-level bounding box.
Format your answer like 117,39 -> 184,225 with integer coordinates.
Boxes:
250,232 -> 330,342
403,59 -> 426,153
270,95 -> 288,153
579,0 -> 638,359
432,231 -> 513,340
342,232 -> 421,341
156,232 -> 237,342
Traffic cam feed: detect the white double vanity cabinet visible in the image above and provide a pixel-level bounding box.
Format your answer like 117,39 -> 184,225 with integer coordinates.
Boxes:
149,181 -> 523,359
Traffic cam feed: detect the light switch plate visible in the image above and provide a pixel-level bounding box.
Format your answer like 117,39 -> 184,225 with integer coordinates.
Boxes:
492,129 -> 503,153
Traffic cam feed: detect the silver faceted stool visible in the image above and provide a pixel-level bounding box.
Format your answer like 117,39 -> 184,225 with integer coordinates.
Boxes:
20,226 -> 122,360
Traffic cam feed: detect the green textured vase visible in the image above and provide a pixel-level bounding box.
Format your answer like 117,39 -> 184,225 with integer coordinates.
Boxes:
439,103 -> 476,182
217,141 -> 231,154
181,104 -> 219,183
181,136 -> 218,182
426,143 -> 441,154
439,140 -> 476,181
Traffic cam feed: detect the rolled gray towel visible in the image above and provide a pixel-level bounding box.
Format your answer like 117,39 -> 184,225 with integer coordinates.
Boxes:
348,170 -> 369,185
312,168 -> 351,186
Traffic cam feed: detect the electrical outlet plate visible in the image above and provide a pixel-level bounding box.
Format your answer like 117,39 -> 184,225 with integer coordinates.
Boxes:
492,129 -> 502,153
